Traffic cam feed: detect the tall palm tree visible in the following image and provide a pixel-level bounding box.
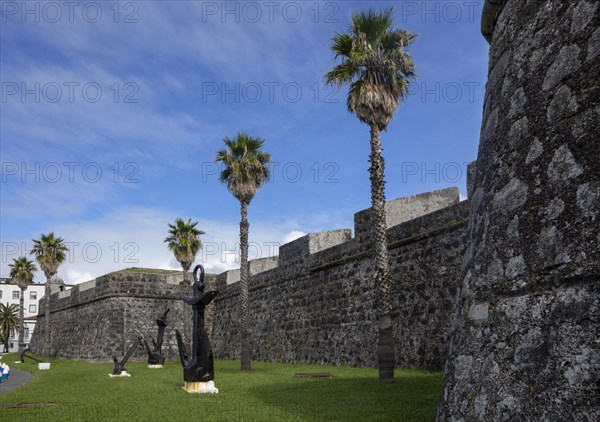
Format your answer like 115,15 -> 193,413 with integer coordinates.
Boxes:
164,218 -> 205,285
215,132 -> 271,371
0,303 -> 20,353
325,7 -> 416,383
9,257 -> 37,354
165,218 -> 204,346
31,232 -> 67,356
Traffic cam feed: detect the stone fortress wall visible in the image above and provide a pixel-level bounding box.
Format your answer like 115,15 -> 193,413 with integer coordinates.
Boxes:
30,185 -> 472,371
438,0 -> 599,420
29,270 -> 218,361
211,186 -> 469,370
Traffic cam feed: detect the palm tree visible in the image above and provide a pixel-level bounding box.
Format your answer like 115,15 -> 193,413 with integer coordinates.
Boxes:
215,132 -> 271,371
164,218 -> 205,285
165,218 -> 204,346
31,232 -> 67,356
9,257 -> 37,354
325,7 -> 416,383
0,330 -> 9,353
0,303 -> 20,353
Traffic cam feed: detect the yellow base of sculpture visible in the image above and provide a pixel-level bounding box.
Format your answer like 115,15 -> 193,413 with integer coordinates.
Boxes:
183,380 -> 219,394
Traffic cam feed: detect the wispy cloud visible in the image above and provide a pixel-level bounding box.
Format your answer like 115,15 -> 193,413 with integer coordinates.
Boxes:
1,205 -> 323,283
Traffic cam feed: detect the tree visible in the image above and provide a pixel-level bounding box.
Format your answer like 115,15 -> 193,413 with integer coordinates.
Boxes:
0,303 -> 20,353
215,132 -> 271,371
0,330 -> 9,353
31,232 -> 67,356
9,257 -> 37,354
325,7 -> 416,383
164,218 -> 205,285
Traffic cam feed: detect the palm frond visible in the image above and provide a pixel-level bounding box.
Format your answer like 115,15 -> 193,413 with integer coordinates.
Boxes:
165,218 -> 204,271
351,7 -> 393,49
31,232 -> 68,276
215,132 -> 271,204
9,257 -> 36,288
0,303 -> 20,339
330,32 -> 353,58
325,61 -> 361,87
325,7 -> 417,129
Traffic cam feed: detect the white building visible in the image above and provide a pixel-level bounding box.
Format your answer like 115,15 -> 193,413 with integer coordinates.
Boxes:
0,278 -> 46,353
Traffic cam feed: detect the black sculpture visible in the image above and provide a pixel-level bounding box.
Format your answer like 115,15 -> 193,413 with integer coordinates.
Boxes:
20,347 -> 42,363
112,335 -> 143,376
175,264 -> 219,392
143,308 -> 169,366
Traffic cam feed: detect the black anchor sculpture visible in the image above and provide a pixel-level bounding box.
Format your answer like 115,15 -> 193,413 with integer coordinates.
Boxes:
143,308 -> 169,365
175,264 -> 218,386
20,347 -> 42,363
112,335 -> 143,375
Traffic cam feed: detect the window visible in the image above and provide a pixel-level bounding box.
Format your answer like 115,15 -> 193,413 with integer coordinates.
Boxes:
0,290 -> 2,298
12,291 -> 19,299
24,327 -> 30,339
30,291 -> 37,300
29,304 -> 37,313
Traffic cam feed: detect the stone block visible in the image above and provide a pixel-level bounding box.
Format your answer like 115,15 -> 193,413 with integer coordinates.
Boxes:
250,256 -> 278,275
278,229 -> 352,266
353,187 -> 460,241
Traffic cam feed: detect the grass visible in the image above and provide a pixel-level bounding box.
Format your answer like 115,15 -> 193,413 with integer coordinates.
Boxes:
0,354 -> 442,421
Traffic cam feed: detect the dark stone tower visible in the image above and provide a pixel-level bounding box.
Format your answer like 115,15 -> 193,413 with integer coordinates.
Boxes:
438,1 -> 599,420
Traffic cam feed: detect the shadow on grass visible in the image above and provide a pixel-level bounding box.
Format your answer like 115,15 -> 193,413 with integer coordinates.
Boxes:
250,373 -> 442,422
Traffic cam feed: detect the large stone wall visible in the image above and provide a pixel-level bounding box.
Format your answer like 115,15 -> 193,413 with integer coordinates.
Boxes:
211,199 -> 469,371
438,1 -> 599,420
31,192 -> 468,370
30,270 -> 217,361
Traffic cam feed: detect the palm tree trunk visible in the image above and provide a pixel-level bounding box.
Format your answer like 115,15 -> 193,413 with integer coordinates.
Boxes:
18,286 -> 25,354
44,275 -> 52,357
239,200 -> 251,370
369,124 -> 395,383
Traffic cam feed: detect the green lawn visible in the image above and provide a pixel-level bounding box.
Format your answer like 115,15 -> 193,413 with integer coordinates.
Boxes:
0,354 -> 442,421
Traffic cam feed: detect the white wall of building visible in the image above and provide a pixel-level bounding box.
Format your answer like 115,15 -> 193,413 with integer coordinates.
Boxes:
0,282 -> 46,353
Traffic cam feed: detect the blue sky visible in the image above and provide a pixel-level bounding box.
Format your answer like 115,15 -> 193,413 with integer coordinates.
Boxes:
0,1 -> 489,283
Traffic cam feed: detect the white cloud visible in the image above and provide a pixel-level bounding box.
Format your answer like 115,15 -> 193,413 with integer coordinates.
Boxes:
65,269 -> 94,285
282,230 -> 306,244
2,206 -> 312,284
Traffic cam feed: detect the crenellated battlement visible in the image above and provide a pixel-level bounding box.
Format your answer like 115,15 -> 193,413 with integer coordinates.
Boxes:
217,186 -> 462,286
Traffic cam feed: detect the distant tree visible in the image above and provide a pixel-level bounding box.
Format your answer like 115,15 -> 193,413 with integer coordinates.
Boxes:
164,218 -> 205,285
215,132 -> 271,371
9,257 -> 37,354
0,303 -> 20,353
31,232 -> 68,356
325,7 -> 416,383
0,330 -> 8,353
